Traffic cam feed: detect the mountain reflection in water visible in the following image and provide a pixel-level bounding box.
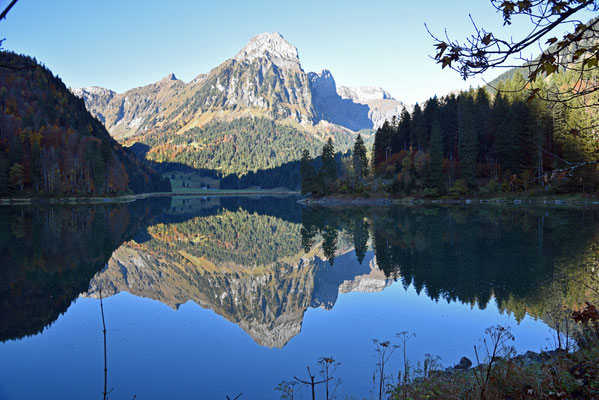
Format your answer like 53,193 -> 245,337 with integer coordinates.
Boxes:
1,196 -> 599,398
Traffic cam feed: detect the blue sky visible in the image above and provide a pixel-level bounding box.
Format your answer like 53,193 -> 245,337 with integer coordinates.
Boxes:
1,0 -> 594,104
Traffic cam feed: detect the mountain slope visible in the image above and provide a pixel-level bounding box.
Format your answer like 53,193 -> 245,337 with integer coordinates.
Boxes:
0,51 -> 170,195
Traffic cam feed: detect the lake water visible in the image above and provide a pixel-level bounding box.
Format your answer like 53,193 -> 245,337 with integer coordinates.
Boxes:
1,196 -> 598,399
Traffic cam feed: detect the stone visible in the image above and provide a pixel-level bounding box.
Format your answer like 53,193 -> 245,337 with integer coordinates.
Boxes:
454,356 -> 472,370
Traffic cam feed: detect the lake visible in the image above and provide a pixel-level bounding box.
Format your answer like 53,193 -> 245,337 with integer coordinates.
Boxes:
1,196 -> 597,399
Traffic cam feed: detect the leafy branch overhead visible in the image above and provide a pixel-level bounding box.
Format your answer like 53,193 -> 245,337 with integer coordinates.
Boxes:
428,0 -> 599,102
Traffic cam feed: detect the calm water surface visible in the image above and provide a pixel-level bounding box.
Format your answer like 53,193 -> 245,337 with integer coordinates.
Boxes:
1,196 -> 597,399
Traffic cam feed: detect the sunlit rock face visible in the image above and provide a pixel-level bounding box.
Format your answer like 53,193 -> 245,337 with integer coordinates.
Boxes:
337,85 -> 408,129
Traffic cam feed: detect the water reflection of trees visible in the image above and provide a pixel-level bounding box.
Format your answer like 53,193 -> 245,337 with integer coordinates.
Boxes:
0,198 -> 170,342
301,205 -> 599,317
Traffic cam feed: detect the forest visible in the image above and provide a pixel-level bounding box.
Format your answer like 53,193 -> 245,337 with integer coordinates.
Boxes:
141,118 -> 321,176
0,51 -> 171,197
302,69 -> 599,197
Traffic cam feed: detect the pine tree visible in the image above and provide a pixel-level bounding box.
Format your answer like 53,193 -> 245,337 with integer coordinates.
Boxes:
321,138 -> 336,193
353,217 -> 370,265
411,103 -> 426,150
0,153 -> 9,194
300,149 -> 315,194
458,96 -> 477,187
394,109 -> 411,152
428,119 -> 444,190
352,134 -> 368,181
475,87 -> 491,160
373,121 -> 393,168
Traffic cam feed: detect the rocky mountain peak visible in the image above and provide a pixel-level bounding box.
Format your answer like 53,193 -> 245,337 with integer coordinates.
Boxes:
161,72 -> 178,81
234,32 -> 300,69
71,86 -> 115,98
308,69 -> 337,97
337,86 -> 395,102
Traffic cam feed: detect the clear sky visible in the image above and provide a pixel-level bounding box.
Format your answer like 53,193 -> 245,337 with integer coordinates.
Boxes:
1,0 -> 594,104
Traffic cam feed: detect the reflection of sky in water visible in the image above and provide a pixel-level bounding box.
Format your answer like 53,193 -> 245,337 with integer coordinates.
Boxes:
0,257 -> 553,400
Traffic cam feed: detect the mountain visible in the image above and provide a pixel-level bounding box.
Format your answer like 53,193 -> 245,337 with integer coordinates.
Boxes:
0,51 -> 170,196
84,201 -> 389,348
73,33 -> 407,177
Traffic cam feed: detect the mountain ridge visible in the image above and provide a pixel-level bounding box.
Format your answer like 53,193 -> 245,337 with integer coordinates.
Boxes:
73,32 -> 406,136
72,32 -> 407,177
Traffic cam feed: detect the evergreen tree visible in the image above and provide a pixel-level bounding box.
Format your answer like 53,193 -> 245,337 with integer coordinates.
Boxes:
373,121 -> 393,168
352,217 -> 370,265
411,104 -> 426,150
322,224 -> 338,266
394,109 -> 411,152
490,93 -> 509,178
458,96 -> 477,187
0,153 -> 9,194
428,119 -> 444,190
475,87 -> 492,160
422,96 -> 440,149
321,138 -> 336,193
300,149 -> 315,194
352,134 -> 368,181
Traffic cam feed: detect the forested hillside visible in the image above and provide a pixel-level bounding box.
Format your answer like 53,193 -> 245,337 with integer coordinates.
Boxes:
140,118 -> 324,175
303,68 -> 599,197
0,52 -> 171,196
371,70 -> 597,196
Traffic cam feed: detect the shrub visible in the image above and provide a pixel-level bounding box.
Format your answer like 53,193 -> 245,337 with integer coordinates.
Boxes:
479,180 -> 501,197
421,188 -> 440,198
449,179 -> 469,198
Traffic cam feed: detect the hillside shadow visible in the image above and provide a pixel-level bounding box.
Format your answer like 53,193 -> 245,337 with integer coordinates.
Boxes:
132,142 -> 346,191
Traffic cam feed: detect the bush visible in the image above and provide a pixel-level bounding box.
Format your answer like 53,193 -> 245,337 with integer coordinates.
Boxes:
421,188 -> 440,198
479,180 -> 501,197
449,179 -> 469,198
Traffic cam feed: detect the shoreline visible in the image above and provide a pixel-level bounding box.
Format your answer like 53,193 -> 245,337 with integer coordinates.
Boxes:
0,190 -> 300,205
299,195 -> 599,207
